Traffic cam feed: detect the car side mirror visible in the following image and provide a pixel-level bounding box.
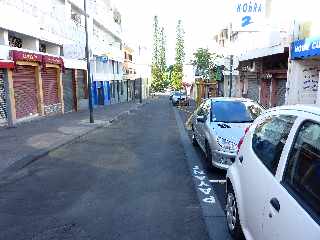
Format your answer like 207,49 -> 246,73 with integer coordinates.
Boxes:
197,115 -> 206,123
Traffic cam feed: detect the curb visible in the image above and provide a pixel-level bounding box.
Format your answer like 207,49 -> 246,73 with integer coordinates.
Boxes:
0,102 -> 147,179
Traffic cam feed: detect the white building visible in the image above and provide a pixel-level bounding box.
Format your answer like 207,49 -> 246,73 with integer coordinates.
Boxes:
0,0 -> 124,126
286,19 -> 320,105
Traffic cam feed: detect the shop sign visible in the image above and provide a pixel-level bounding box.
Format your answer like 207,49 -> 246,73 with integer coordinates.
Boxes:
232,0 -> 267,31
43,55 -> 63,65
10,50 -> 65,72
291,37 -> 320,59
10,50 -> 42,63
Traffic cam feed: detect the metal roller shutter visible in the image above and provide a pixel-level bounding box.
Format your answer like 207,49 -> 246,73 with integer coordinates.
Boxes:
77,70 -> 85,99
276,79 -> 287,106
0,69 -> 7,121
41,67 -> 60,115
13,65 -> 38,119
63,69 -> 74,112
42,68 -> 59,105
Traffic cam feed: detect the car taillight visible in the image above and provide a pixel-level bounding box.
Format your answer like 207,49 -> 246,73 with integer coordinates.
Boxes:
237,126 -> 251,154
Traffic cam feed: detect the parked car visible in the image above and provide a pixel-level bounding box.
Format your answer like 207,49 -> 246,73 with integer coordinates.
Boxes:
226,105 -> 320,240
171,91 -> 188,106
191,98 -> 264,169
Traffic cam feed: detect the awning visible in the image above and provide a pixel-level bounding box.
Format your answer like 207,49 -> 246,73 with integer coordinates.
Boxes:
238,45 -> 285,61
0,60 -> 14,69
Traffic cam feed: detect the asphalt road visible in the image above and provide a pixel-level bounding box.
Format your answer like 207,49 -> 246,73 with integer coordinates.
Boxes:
0,96 -> 230,240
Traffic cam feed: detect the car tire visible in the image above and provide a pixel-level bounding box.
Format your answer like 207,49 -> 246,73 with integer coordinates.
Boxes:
226,185 -> 243,240
205,141 -> 212,163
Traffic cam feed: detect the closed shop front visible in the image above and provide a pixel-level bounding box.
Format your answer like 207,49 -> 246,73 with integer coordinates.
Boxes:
13,65 -> 38,119
276,79 -> 286,106
247,72 -> 260,103
41,67 -> 61,115
63,69 -> 74,112
260,79 -> 271,108
77,69 -> 88,110
0,69 -> 7,122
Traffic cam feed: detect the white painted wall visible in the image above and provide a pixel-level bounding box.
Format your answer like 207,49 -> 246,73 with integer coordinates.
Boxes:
286,60 -> 319,105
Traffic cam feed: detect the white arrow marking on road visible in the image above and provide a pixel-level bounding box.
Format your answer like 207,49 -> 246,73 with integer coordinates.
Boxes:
194,175 -> 206,181
198,180 -> 210,187
202,196 -> 216,204
198,187 -> 211,195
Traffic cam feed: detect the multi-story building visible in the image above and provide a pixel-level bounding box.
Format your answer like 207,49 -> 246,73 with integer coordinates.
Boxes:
123,45 -> 136,101
214,24 -> 289,108
90,0 -> 125,106
0,0 -> 124,126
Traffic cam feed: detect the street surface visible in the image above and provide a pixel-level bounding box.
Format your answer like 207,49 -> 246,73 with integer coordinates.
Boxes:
0,97 -> 230,240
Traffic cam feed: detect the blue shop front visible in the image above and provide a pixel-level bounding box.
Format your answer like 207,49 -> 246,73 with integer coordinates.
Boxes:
92,56 -> 111,106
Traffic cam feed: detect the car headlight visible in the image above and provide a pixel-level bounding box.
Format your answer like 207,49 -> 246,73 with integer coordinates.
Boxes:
217,137 -> 237,151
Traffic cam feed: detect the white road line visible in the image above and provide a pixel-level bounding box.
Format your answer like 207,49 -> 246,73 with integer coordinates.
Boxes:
209,179 -> 227,184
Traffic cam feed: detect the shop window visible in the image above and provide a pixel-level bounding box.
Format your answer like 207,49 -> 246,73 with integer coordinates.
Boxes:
39,43 -> 46,53
9,35 -> 22,48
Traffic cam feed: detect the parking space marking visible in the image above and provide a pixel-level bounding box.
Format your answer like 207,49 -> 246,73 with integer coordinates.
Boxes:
192,165 -> 216,205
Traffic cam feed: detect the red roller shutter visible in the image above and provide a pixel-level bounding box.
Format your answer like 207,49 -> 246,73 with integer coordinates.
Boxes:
42,68 -> 59,106
13,65 -> 38,119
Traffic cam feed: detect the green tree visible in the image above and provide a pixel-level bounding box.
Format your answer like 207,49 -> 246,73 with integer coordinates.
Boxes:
151,16 -> 167,92
171,20 -> 185,90
192,48 -> 221,82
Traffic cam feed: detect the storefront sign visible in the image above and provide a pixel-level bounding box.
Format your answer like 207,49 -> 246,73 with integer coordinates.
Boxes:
291,37 -> 320,59
10,50 -> 64,72
10,50 -> 42,63
232,0 -> 267,31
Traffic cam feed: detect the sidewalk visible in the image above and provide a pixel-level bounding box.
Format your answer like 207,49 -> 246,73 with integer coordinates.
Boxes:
0,101 -> 146,175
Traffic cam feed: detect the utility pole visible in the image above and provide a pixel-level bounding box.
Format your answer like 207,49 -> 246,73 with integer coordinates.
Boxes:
84,0 -> 94,123
229,23 -> 233,98
229,55 -> 233,97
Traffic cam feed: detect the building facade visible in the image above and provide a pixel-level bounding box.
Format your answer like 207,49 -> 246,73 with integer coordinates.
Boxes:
286,20 -> 320,105
0,0 -> 126,126
90,0 -> 125,106
214,24 -> 289,108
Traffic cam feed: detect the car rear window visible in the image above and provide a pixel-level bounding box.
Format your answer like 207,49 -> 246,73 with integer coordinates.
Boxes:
212,101 -> 263,123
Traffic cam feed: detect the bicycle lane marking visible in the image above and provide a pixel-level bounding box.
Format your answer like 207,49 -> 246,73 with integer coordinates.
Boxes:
173,107 -> 231,240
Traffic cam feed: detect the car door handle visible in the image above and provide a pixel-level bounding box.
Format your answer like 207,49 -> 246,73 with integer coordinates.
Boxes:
270,198 -> 280,212
239,156 -> 243,163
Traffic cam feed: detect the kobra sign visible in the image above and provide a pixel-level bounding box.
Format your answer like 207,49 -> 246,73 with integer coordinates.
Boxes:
232,0 -> 266,31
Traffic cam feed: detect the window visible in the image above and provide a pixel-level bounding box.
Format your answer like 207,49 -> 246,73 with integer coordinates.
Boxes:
211,101 -> 263,123
283,121 -> 320,222
9,35 -> 22,48
252,115 -> 296,175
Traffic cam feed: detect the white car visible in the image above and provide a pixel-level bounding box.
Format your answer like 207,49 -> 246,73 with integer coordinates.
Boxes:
226,105 -> 320,240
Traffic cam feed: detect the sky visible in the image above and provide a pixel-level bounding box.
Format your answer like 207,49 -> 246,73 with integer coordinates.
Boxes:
116,0 -> 231,64
115,0 -> 320,64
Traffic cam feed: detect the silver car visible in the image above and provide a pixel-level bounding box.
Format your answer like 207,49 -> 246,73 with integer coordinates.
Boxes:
191,98 -> 264,170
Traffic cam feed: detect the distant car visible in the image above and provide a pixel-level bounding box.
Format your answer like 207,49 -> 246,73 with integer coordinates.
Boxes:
226,105 -> 320,240
191,98 -> 264,170
171,91 -> 188,106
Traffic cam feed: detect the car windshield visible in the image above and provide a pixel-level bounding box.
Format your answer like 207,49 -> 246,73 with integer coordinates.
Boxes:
212,101 -> 263,123
173,92 -> 185,96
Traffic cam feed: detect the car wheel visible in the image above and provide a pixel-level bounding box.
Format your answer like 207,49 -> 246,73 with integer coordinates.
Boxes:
226,185 -> 243,239
205,141 -> 212,163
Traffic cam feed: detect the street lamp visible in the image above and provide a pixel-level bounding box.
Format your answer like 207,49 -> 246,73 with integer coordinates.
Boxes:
84,0 -> 94,123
